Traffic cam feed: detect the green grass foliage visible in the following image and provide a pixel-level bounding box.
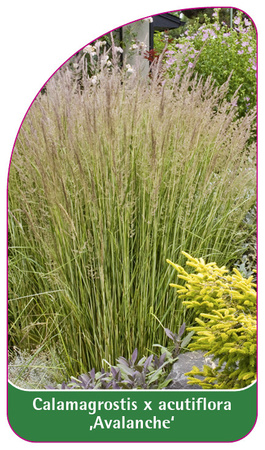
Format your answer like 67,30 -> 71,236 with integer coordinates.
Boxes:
8,59 -> 256,376
167,252 -> 256,389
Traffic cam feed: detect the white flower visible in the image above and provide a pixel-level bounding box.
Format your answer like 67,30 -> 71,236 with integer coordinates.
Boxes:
100,55 -> 110,67
91,75 -> 97,85
83,45 -> 96,54
126,64 -> 134,74
100,40 -> 107,46
139,42 -> 147,49
115,46 -> 123,53
101,55 -> 109,63
73,63 -> 79,69
107,60 -> 112,67
130,43 -> 139,50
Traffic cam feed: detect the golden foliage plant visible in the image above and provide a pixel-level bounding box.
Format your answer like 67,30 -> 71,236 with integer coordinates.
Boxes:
167,252 -> 256,389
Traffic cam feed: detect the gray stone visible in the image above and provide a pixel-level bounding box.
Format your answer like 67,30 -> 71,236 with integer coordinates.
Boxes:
166,351 -> 218,389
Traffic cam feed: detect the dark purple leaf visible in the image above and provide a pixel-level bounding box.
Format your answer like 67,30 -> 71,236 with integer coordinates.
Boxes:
89,368 -> 96,379
117,356 -> 129,367
79,374 -> 91,388
178,322 -> 186,338
131,348 -> 138,364
144,355 -> 153,370
80,373 -> 90,382
159,352 -> 167,366
164,328 -> 175,341
111,366 -> 117,377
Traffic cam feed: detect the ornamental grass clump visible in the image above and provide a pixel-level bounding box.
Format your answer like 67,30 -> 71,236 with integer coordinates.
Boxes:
167,252 -> 256,389
8,54 -> 256,377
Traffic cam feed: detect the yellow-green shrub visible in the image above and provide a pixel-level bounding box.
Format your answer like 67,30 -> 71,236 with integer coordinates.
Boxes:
167,252 -> 256,389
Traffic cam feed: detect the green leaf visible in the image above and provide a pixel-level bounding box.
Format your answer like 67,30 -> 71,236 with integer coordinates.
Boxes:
147,368 -> 163,384
158,378 -> 172,389
181,330 -> 195,348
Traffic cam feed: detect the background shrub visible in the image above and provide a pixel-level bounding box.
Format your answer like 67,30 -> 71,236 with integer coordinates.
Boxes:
160,9 -> 256,120
167,252 -> 256,389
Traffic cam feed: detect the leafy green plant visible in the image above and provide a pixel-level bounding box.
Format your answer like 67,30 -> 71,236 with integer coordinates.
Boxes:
167,252 -> 257,389
162,9 -> 256,119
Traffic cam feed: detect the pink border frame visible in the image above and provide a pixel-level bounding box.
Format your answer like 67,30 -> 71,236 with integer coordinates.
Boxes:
6,5 -> 258,444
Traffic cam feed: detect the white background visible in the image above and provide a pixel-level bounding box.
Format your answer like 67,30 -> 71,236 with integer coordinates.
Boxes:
1,0 -> 264,448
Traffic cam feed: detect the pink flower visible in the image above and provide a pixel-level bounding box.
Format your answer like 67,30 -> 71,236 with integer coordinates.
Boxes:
234,16 -> 241,25
244,18 -> 251,26
166,58 -> 177,66
188,62 -> 194,68
213,23 -> 220,30
209,29 -> 217,38
223,32 -> 231,38
238,50 -> 244,55
248,47 -> 253,53
242,41 -> 248,47
249,58 -> 256,70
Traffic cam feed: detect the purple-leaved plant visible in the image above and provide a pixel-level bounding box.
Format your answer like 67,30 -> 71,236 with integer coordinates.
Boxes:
47,324 -> 193,390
